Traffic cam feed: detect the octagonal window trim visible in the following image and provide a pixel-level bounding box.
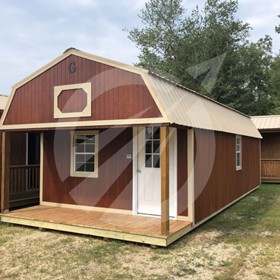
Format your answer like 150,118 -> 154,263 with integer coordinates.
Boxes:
54,82 -> 91,119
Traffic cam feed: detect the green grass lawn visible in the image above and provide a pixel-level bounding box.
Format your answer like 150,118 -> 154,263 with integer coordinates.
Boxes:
1,184 -> 280,280
196,184 -> 280,279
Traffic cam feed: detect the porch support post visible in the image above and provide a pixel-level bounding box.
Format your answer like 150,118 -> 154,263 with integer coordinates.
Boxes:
160,126 -> 169,236
1,131 -> 10,213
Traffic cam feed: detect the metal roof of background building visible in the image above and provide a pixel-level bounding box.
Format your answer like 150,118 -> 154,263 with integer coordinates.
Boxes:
251,115 -> 280,131
0,94 -> 8,111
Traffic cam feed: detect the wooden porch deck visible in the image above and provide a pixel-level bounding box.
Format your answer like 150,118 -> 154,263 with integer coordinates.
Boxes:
0,205 -> 192,247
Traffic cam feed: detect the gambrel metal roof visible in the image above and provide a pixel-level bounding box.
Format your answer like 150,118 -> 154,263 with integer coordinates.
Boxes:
1,49 -> 261,139
147,74 -> 261,138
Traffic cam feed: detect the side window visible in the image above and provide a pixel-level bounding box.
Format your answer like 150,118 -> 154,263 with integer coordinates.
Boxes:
236,135 -> 242,170
71,131 -> 98,178
145,126 -> 160,168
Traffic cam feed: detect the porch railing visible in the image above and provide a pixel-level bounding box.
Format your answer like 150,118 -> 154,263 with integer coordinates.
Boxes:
10,164 -> 40,195
261,159 -> 280,181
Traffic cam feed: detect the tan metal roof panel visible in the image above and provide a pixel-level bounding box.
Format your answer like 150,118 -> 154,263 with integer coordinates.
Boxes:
147,74 -> 261,139
251,115 -> 280,130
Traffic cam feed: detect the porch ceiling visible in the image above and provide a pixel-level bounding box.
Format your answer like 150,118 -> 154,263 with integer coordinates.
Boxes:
0,205 -> 192,247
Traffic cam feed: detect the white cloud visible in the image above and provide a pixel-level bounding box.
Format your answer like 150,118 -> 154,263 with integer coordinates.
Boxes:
41,0 -> 99,10
238,0 -> 280,51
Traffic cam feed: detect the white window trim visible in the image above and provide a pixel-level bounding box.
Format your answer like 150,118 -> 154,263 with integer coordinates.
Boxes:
236,135 -> 242,171
70,130 -> 99,178
54,82 -> 92,119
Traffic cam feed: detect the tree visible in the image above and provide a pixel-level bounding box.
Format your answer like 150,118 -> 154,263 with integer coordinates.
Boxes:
269,16 -> 280,113
127,0 -> 185,76
173,0 -> 252,102
269,55 -> 280,113
235,36 -> 273,115
276,15 -> 280,34
127,0 -> 274,115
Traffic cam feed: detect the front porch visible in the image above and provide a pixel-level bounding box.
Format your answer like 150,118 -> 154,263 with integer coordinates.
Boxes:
0,127 -> 194,246
0,205 -> 192,247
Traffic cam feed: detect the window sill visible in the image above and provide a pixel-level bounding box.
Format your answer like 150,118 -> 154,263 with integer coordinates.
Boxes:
70,171 -> 98,178
236,167 -> 242,171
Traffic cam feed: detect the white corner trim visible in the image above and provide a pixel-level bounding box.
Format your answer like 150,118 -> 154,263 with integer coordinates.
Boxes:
141,74 -> 170,123
177,215 -> 192,222
39,132 -> 44,205
169,127 -> 178,219
187,128 -> 195,223
54,82 -> 92,119
0,88 -> 16,128
259,140 -> 262,184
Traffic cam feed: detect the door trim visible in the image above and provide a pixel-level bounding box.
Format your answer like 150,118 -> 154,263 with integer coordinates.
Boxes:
132,126 -> 177,218
132,127 -> 138,215
170,127 -> 178,219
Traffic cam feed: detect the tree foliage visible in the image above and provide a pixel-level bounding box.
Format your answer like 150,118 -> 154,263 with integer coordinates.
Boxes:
127,0 -> 277,115
268,15 -> 280,113
276,15 -> 280,34
127,0 -> 185,75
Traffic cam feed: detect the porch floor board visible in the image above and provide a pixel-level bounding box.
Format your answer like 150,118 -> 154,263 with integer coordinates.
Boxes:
0,205 -> 193,247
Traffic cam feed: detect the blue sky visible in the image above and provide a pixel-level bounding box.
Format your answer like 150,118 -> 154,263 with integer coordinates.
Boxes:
1,0 -> 279,94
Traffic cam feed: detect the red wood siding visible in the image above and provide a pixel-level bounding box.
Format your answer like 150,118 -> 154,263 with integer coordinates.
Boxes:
10,132 -> 26,165
194,129 -> 260,224
43,128 -> 133,210
4,55 -> 162,125
177,128 -> 188,216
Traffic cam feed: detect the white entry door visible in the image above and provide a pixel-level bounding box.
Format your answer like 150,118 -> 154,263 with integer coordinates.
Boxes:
137,126 -> 177,217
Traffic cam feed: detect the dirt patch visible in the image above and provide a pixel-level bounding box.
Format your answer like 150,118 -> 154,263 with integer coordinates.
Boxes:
0,225 -> 280,279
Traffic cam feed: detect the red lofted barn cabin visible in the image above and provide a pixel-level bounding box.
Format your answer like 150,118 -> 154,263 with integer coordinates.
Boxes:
0,48 -> 261,246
